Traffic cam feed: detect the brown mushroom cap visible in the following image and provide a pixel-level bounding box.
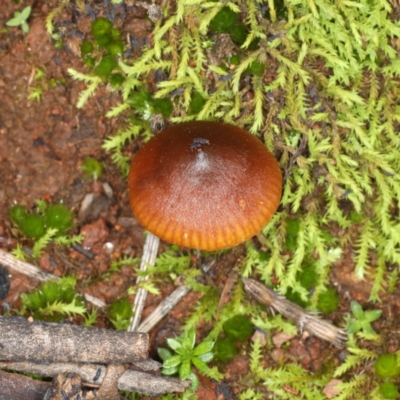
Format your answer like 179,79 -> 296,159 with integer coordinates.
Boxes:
128,121 -> 282,251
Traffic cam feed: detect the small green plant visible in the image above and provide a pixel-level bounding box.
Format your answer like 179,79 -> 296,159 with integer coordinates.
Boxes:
27,86 -> 43,102
209,6 -> 238,33
316,287 -> 340,314
80,157 -> 104,180
213,337 -> 237,363
375,354 -> 400,379
9,200 -> 81,259
348,301 -> 382,334
9,201 -> 74,239
223,314 -> 253,342
213,315 -> 253,363
20,277 -> 86,321
107,297 -> 133,330
379,382 -> 399,399
128,87 -> 173,120
158,328 -> 221,390
6,6 -> 31,34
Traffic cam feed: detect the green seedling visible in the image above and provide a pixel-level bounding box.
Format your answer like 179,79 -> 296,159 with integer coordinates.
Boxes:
223,315 -> 253,342
348,301 -> 382,334
6,6 -> 31,34
9,201 -> 79,259
20,277 -> 86,322
81,157 -> 104,180
107,297 -> 133,330
27,86 -> 43,102
375,354 -> 400,379
379,382 -> 399,399
43,204 -> 74,235
213,337 -> 237,363
9,202 -> 74,239
317,287 -> 340,314
158,328 -> 218,390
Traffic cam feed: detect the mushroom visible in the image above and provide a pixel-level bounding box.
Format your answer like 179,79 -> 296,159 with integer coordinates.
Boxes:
127,121 -> 282,331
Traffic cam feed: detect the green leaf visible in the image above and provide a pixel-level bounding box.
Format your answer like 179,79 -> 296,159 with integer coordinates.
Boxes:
192,357 -> 208,373
197,352 -> 213,363
163,355 -> 182,369
187,328 -> 196,350
350,301 -> 364,319
188,372 -> 199,391
348,320 -> 362,334
162,366 -> 179,376
179,360 -> 192,380
166,337 -> 183,352
193,340 -> 214,356
364,309 -> 382,322
20,6 -> 32,21
157,347 -> 172,361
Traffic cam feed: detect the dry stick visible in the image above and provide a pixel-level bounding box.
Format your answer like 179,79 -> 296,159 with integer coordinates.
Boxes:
0,316 -> 148,363
137,259 -> 215,332
128,232 -> 160,332
0,369 -> 51,400
242,278 -> 347,348
0,362 -> 190,396
0,248 -> 105,308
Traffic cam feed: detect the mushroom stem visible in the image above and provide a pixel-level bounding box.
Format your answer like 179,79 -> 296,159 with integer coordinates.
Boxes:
127,232 -> 160,332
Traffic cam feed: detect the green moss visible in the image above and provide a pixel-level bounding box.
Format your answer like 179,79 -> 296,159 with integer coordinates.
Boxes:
230,23 -> 247,45
223,315 -> 253,342
94,55 -> 118,81
209,6 -> 238,33
379,382 -> 399,399
375,354 -> 400,379
18,214 -> 45,239
213,337 -> 237,363
43,204 -> 74,235
80,157 -> 104,180
107,297 -> 133,330
189,92 -> 206,115
91,17 -> 112,39
105,39 -> 124,56
109,73 -> 125,88
316,288 -> 340,314
80,40 -> 93,56
20,277 -> 86,321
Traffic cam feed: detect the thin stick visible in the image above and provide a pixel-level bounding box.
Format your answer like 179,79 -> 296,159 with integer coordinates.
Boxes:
0,249 -> 105,308
242,278 -> 347,348
128,232 -> 160,332
0,361 -> 190,396
137,259 -> 215,332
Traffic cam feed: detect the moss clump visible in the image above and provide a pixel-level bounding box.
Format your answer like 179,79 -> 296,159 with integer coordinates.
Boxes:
91,17 -> 112,39
107,297 -> 133,330
375,354 -> 400,379
209,7 -> 237,33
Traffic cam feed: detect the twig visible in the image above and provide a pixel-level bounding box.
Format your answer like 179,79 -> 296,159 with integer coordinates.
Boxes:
0,316 -> 148,363
128,232 -> 160,332
0,248 -> 105,308
0,361 -> 189,396
137,259 -> 215,332
242,278 -> 347,348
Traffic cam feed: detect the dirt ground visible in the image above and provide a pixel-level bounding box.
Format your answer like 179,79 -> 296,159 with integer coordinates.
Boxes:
1,1 -> 399,399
